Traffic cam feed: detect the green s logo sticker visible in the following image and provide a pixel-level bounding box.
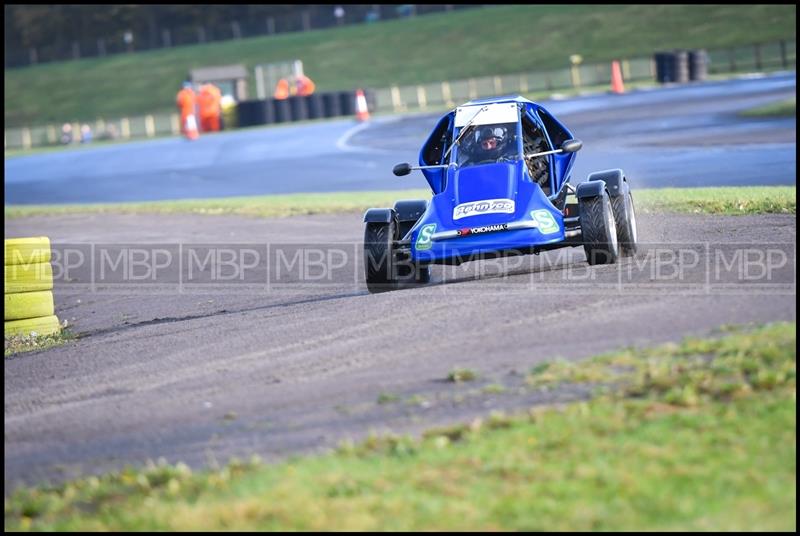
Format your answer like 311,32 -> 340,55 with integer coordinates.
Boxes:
416,224 -> 436,250
531,210 -> 559,234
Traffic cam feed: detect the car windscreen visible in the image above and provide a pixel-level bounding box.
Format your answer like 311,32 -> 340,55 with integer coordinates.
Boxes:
454,122 -> 520,168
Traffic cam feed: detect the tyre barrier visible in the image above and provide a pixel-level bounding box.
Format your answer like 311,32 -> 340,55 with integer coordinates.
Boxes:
5,290 -> 55,321
322,93 -> 342,118
235,90 -> 374,128
306,94 -> 324,120
4,315 -> 61,338
288,96 -> 309,122
688,49 -> 709,81
273,98 -> 291,123
4,236 -> 51,266
673,50 -> 690,84
4,237 -> 61,338
654,49 -> 708,83
235,100 -> 267,128
339,91 -> 357,117
4,262 -> 53,294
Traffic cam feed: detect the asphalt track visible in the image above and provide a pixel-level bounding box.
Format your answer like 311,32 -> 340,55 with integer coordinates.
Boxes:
4,72 -> 797,204
4,212 -> 797,490
3,72 -> 797,491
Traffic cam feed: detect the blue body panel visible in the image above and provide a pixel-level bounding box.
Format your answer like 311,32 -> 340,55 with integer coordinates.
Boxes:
411,95 -> 576,263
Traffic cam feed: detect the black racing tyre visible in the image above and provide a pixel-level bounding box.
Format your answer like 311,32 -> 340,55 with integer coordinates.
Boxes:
579,189 -> 620,266
610,190 -> 639,257
364,220 -> 397,293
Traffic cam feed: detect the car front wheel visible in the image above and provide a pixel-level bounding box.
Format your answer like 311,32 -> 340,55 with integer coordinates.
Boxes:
364,220 -> 397,293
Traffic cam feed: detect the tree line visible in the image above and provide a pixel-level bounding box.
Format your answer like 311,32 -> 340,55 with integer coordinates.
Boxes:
4,5 -> 462,61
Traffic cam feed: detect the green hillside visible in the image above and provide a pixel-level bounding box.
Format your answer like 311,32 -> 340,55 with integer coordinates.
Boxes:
4,4 -> 796,127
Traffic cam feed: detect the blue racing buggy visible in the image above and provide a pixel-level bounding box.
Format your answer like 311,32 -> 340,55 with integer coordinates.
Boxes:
363,95 -> 639,293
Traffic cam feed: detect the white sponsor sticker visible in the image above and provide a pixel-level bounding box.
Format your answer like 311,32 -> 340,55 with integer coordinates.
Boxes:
453,198 -> 515,220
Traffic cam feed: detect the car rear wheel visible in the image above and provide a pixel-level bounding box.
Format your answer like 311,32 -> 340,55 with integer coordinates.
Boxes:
611,190 -> 638,256
579,189 -> 620,265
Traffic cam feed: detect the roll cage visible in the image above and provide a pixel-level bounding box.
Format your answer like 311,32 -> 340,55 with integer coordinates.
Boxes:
418,97 -> 576,198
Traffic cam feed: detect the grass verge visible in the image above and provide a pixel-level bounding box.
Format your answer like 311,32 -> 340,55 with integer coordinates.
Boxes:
4,186 -> 796,220
4,328 -> 76,358
632,186 -> 796,215
739,97 -> 797,118
4,321 -> 795,530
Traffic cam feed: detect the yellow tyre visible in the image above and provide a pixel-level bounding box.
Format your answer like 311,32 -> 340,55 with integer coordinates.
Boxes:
4,237 -> 51,266
4,291 -> 55,321
4,315 -> 61,338
4,262 -> 53,294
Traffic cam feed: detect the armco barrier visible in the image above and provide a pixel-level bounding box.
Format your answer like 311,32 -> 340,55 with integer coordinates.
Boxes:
4,237 -> 61,338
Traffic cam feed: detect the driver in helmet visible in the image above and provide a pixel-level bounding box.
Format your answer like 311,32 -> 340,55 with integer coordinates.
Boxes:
475,126 -> 506,162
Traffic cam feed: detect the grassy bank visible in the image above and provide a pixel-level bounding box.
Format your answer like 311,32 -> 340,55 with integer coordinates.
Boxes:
5,321 -> 795,530
740,97 -> 797,118
4,186 -> 796,220
5,4 -> 795,127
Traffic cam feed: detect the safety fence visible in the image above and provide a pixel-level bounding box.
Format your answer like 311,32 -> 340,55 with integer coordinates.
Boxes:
4,113 -> 182,151
4,40 -> 795,151
371,40 -> 795,114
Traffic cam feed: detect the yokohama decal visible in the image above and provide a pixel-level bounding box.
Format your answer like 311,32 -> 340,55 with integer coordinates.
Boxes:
456,223 -> 509,236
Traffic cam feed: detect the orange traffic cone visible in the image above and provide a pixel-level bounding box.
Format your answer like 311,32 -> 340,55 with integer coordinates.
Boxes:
355,89 -> 370,122
611,60 -> 625,94
185,114 -> 200,140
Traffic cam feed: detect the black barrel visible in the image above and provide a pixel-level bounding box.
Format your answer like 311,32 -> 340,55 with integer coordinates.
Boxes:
322,92 -> 342,118
287,96 -> 309,122
305,94 -> 324,119
273,98 -> 291,123
673,49 -> 690,83
262,98 -> 276,125
688,49 -> 708,81
236,100 -> 266,127
339,91 -> 356,116
654,52 -> 673,83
